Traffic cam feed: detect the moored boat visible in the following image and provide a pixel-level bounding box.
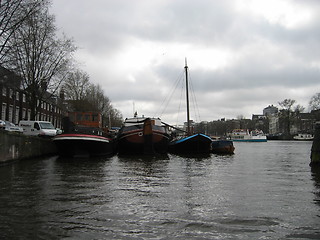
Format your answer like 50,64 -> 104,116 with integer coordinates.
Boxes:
293,133 -> 314,141
229,129 -> 267,142
116,116 -> 171,155
168,60 -> 212,154
53,112 -> 115,157
211,140 -> 235,154
169,133 -> 213,154
53,133 -> 113,157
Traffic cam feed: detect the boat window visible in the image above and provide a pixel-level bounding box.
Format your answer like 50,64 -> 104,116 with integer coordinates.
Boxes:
77,113 -> 82,121
92,114 -> 98,122
85,114 -> 90,121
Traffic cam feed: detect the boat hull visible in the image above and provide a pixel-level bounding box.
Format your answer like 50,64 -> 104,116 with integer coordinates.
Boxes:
212,140 -> 235,154
293,134 -> 314,141
117,129 -> 170,155
53,134 -> 114,157
168,134 -> 212,154
229,129 -> 267,142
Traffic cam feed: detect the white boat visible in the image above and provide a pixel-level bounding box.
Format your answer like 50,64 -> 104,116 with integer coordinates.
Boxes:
229,129 -> 267,142
293,133 -> 314,141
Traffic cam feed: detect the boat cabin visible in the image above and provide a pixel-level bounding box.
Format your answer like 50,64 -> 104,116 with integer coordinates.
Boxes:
68,112 -> 102,128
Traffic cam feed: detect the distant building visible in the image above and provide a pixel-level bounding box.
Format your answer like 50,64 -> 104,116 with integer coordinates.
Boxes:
268,115 -> 279,135
252,114 -> 265,121
252,114 -> 268,133
263,105 -> 278,116
297,112 -> 315,134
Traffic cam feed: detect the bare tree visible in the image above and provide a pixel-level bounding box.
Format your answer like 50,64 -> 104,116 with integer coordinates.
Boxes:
62,71 -> 123,126
278,99 -> 296,111
86,83 -> 111,114
278,99 -> 296,136
62,69 -> 90,101
294,104 -> 305,114
109,108 -> 123,127
0,0 -> 42,65
7,0 -> 75,120
309,93 -> 320,111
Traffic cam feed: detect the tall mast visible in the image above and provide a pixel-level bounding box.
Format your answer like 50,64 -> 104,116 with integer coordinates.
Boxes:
185,58 -> 190,135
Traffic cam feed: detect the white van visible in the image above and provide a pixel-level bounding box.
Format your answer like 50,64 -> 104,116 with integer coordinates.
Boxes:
19,121 -> 57,137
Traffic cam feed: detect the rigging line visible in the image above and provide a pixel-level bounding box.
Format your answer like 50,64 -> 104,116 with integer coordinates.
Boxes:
188,72 -> 201,122
157,70 -> 184,117
176,75 -> 185,126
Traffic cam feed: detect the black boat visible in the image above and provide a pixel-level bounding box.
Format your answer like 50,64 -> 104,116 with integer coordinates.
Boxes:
211,140 -> 235,154
169,133 -> 213,154
168,60 -> 212,154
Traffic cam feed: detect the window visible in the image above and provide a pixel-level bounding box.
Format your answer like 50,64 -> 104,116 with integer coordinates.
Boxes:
2,103 -> 6,120
9,105 -> 13,122
77,113 -> 82,121
15,107 -> 19,124
27,109 -> 31,120
92,114 -> 98,122
2,87 -> 6,96
23,94 -> 26,102
39,122 -> 55,129
34,122 -> 40,130
9,89 -> 13,98
22,108 -> 26,120
16,92 -> 19,101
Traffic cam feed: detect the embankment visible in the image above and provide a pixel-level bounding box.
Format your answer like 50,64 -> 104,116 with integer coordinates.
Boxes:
0,130 -> 57,163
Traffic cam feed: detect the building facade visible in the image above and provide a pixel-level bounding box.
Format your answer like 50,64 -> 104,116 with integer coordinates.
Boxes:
0,67 -> 64,127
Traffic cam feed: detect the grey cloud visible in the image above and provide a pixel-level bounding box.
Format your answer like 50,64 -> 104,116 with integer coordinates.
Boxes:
51,0 -> 320,121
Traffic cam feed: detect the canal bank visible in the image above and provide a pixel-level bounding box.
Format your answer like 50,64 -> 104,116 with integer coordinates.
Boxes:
311,122 -> 320,166
0,130 -> 57,163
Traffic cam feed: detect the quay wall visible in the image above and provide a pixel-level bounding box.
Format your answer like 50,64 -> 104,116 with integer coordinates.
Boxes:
311,122 -> 320,166
0,130 -> 57,163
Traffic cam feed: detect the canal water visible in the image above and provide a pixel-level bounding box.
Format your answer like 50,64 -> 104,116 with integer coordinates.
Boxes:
0,141 -> 319,239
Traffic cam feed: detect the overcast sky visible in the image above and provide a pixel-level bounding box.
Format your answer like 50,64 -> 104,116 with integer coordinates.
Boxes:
51,0 -> 320,125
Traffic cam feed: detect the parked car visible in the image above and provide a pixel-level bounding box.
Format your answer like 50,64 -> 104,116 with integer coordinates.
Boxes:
0,120 -> 5,128
19,120 -> 57,137
3,121 -> 24,133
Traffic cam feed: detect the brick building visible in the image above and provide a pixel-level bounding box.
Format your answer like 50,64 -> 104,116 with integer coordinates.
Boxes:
0,66 -> 64,127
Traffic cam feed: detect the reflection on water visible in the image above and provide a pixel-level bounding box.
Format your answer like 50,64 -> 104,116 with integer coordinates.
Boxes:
0,141 -> 319,239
